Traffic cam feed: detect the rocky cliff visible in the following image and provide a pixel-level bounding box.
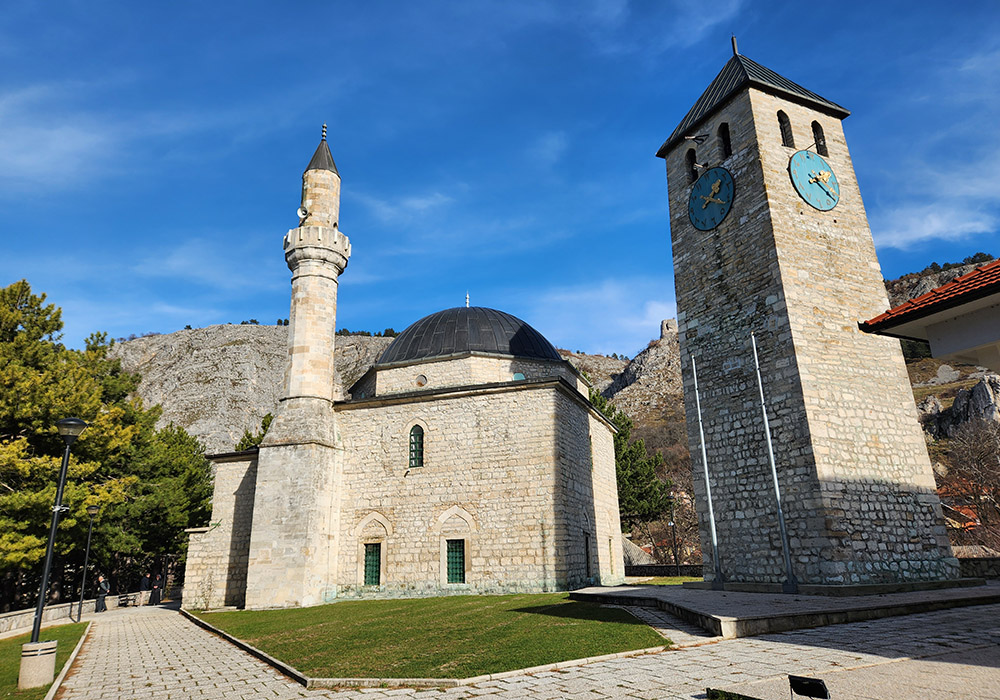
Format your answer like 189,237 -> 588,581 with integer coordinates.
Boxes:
109,326 -> 392,453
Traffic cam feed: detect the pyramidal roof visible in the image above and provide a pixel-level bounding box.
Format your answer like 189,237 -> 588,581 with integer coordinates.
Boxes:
656,52 -> 850,157
306,130 -> 339,174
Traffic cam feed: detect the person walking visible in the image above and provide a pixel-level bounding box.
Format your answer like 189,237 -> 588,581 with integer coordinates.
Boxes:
149,573 -> 162,605
95,575 -> 109,613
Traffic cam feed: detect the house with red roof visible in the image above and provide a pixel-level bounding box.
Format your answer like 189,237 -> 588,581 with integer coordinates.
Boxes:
860,258 -> 1000,371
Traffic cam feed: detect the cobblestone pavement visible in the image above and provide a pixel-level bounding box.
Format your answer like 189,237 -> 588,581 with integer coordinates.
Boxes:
56,603 -> 1000,700
610,605 -> 721,648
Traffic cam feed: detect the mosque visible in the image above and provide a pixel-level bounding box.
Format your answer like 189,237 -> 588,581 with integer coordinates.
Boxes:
182,132 -> 625,610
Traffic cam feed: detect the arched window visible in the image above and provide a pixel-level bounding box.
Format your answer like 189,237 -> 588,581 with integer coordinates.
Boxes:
685,148 -> 698,184
408,425 -> 424,468
717,123 -> 732,159
778,111 -> 794,148
812,121 -> 828,156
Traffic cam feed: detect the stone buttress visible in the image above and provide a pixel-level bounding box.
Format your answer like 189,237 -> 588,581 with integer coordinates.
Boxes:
243,128 -> 351,608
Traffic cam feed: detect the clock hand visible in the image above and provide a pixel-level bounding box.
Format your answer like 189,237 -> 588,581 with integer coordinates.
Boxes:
809,171 -> 836,199
701,195 -> 726,208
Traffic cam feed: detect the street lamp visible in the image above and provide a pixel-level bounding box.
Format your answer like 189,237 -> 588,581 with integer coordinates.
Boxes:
20,417 -> 87,690
667,495 -> 680,577
76,505 -> 100,622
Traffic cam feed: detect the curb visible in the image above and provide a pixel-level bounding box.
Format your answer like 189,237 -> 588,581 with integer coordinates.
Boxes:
179,608 -> 664,689
43,620 -> 92,700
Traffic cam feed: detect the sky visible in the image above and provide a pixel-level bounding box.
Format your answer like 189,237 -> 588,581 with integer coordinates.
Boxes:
2,1 -> 999,357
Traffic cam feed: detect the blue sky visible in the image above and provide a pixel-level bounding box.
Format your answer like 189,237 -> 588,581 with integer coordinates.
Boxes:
2,1 -> 999,356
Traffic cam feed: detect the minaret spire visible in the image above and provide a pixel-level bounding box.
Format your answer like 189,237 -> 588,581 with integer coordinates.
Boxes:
731,35 -> 738,56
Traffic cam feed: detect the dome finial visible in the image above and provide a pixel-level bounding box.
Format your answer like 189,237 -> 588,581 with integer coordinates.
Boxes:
321,123 -> 327,141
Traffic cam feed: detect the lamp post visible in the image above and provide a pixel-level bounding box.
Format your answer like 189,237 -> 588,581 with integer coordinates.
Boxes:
19,418 -> 87,691
76,505 -> 100,622
668,495 -> 680,577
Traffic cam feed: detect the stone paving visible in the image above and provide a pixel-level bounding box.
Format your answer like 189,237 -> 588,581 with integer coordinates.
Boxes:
55,602 -> 1000,700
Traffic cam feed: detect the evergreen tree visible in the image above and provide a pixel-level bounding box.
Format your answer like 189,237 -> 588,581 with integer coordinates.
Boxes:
234,413 -> 273,451
589,388 -> 671,530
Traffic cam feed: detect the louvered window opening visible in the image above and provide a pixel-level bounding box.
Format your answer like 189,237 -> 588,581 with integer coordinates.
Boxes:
364,543 -> 380,585
778,111 -> 794,148
685,148 -> 698,184
812,121 -> 828,156
409,425 -> 424,468
446,539 -> 465,583
718,123 -> 732,158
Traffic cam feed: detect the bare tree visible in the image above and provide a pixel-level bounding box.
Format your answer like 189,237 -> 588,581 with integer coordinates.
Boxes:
944,419 -> 1000,550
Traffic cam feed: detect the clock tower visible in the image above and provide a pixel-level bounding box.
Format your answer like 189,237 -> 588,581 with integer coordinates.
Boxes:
657,44 -> 957,588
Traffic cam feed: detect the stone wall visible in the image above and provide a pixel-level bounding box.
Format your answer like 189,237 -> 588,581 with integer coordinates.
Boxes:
959,557 -> 1000,579
335,379 -> 623,598
183,453 -> 257,610
664,85 -> 955,586
359,354 -> 584,398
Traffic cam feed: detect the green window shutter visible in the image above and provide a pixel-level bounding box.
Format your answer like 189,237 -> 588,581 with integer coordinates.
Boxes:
364,543 -> 381,585
409,425 -> 424,468
446,539 -> 465,584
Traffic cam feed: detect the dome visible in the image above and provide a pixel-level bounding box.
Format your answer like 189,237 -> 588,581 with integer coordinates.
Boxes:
378,307 -> 562,365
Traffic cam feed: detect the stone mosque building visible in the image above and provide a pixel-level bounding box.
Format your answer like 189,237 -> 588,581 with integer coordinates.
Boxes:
182,133 -> 625,610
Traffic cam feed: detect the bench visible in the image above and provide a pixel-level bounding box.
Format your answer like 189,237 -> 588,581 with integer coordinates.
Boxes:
117,592 -> 140,607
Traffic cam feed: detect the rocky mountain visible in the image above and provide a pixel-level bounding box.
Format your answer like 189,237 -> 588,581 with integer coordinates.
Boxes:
109,326 -> 392,453
883,262 -> 981,308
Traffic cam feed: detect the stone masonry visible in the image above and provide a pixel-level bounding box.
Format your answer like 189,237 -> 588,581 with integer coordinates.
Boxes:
183,132 -> 624,609
659,54 -> 957,585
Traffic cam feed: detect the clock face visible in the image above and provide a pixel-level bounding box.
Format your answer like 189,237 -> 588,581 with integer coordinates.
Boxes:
789,150 -> 840,211
688,167 -> 735,231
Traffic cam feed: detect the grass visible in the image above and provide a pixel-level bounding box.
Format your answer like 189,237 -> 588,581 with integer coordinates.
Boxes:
641,576 -> 702,586
0,623 -> 87,700
196,592 -> 664,679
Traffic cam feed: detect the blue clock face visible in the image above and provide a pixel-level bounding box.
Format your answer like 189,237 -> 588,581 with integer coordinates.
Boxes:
789,150 -> 840,211
688,167 -> 735,231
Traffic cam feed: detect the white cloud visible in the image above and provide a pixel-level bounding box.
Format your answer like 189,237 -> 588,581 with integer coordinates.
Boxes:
131,237 -> 285,292
351,190 -> 453,224
518,277 -> 676,356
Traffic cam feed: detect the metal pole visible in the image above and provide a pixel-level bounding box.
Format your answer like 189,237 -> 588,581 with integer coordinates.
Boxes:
750,333 -> 798,594
77,514 -> 95,622
31,443 -> 72,643
669,498 -> 680,577
691,356 -> 724,589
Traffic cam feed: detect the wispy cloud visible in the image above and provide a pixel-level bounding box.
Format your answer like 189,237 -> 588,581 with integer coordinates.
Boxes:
132,237 -> 285,292
527,131 -> 569,168
351,190 -> 454,224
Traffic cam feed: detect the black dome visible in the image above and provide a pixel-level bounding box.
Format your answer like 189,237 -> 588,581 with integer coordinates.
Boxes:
378,307 -> 561,365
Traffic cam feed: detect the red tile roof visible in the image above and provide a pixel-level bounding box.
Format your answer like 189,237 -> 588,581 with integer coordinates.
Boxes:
861,258 -> 1000,332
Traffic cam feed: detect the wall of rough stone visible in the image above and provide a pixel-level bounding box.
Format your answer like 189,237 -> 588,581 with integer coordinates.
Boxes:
183,454 -> 257,610
664,85 -> 955,586
334,380 -> 622,598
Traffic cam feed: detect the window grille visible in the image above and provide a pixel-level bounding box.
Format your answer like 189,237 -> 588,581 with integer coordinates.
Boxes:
409,425 -> 424,468
778,111 -> 794,148
364,543 -> 381,585
446,539 -> 465,583
812,121 -> 828,156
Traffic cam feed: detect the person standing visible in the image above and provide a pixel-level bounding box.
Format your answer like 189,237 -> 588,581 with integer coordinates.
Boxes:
149,573 -> 162,605
140,572 -> 151,605
95,575 -> 109,613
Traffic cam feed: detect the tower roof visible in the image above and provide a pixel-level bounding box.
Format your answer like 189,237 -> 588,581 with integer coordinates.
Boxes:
305,125 -> 339,174
656,53 -> 850,157
377,307 -> 562,365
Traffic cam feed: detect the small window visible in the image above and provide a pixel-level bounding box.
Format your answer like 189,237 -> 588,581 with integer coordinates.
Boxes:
685,148 -> 698,184
409,425 -> 424,468
778,111 -> 794,148
812,121 -> 828,156
446,539 -> 465,584
717,123 -> 732,158
512,372 -> 525,381
364,543 -> 381,585
415,374 -> 427,387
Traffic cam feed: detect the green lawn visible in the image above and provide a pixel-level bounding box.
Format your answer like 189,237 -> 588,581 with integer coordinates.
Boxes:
197,592 -> 664,679
643,576 -> 703,586
0,623 -> 87,700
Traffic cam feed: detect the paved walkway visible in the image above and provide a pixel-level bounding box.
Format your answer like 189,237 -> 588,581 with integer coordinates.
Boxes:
56,602 -> 1000,700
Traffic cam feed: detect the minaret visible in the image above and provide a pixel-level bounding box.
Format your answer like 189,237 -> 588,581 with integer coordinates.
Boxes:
244,126 -> 351,608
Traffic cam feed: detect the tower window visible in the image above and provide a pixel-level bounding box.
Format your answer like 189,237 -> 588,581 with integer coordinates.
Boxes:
718,123 -> 732,159
446,539 -> 465,583
778,111 -> 794,148
409,425 -> 424,468
812,121 -> 828,156
685,148 -> 698,184
364,543 -> 381,585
